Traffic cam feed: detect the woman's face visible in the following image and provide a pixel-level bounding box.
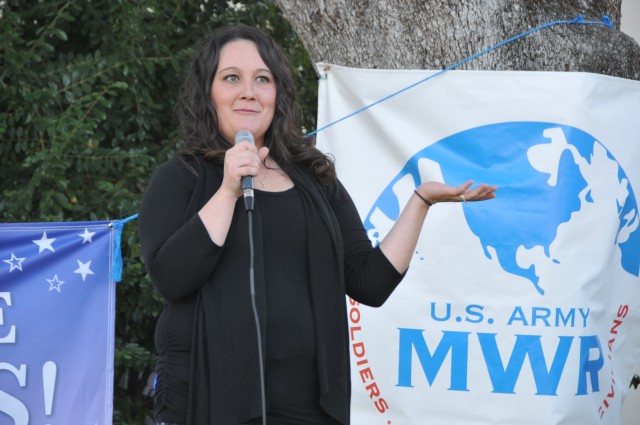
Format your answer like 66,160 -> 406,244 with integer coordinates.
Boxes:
211,39 -> 277,147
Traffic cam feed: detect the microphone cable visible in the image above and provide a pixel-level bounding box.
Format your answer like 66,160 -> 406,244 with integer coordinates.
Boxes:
246,208 -> 267,425
235,129 -> 266,424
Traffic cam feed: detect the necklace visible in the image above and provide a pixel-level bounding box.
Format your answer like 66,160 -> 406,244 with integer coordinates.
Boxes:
258,158 -> 275,188
258,167 -> 270,188
258,158 -> 290,190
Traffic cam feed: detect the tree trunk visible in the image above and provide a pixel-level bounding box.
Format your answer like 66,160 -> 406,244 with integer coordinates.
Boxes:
272,0 -> 640,80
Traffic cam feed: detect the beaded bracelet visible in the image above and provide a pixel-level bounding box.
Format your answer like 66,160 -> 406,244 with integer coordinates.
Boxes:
413,190 -> 434,206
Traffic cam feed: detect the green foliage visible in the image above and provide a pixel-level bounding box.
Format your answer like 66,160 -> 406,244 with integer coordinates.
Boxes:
0,0 -> 316,422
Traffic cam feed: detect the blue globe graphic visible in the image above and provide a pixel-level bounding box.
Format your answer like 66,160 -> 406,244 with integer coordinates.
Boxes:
363,122 -> 639,295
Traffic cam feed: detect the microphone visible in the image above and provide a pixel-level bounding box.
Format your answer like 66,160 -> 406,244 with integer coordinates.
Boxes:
234,130 -> 255,211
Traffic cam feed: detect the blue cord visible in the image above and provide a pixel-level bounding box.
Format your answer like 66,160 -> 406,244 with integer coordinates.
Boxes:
307,15 -> 615,137
110,213 -> 138,282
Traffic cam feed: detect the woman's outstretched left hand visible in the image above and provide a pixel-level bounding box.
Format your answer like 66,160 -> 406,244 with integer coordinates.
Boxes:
417,180 -> 497,204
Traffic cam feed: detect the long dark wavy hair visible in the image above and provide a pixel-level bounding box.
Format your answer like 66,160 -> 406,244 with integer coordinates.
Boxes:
177,24 -> 335,184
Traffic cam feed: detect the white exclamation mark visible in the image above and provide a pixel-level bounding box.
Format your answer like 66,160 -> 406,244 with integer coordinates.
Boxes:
43,361 -> 57,416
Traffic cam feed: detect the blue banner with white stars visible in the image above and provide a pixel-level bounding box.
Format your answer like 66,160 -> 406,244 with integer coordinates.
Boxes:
0,220 -> 115,424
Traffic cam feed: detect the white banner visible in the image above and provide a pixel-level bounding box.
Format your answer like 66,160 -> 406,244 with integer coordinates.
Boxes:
316,65 -> 640,424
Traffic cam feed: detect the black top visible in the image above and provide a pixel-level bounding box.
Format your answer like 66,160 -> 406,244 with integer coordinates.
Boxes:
246,188 -> 339,424
138,157 -> 404,424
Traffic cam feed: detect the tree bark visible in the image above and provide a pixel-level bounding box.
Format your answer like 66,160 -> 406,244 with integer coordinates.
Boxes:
272,0 -> 640,80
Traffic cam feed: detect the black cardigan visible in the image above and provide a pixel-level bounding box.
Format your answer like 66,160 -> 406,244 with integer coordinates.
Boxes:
138,156 -> 404,424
